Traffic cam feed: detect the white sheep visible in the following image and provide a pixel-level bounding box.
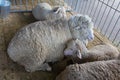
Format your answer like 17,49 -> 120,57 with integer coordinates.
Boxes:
7,14 -> 94,72
32,3 -> 66,21
64,39 -> 120,63
56,58 -> 120,80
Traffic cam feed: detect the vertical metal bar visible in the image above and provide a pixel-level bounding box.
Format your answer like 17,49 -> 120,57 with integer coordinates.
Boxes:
26,0 -> 28,10
74,0 -> 78,11
112,28 -> 120,42
82,0 -> 88,14
101,0 -> 115,32
92,0 -> 100,20
70,0 -> 73,7
104,2 -> 120,36
79,0 -> 84,13
71,0 -> 74,9
98,0 -> 110,29
19,0 -> 22,10
89,0 -> 96,16
109,15 -> 120,40
78,0 -> 83,13
80,0 -> 85,13
32,0 -> 34,8
86,0 -> 93,14
95,0 -> 105,28
84,0 -> 90,14
76,0 -> 81,12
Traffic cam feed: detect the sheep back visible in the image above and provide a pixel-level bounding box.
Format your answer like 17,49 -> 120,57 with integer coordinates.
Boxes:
7,20 -> 72,71
86,43 -> 120,60
56,60 -> 120,80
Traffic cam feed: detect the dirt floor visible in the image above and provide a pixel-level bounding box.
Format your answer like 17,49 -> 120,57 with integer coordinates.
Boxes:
0,11 -> 118,80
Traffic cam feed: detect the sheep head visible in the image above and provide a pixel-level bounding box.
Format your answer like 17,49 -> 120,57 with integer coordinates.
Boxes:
47,6 -> 67,21
68,14 -> 94,45
64,39 -> 88,59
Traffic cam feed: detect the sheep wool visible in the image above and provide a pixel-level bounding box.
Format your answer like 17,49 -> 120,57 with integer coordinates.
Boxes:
64,39 -> 120,63
56,59 -> 120,80
7,14 -> 94,72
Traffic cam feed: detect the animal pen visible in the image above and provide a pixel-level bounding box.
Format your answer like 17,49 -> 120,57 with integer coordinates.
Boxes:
0,0 -> 120,80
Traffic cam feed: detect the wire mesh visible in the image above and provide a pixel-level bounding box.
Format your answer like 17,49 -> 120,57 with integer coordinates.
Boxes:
65,0 -> 120,48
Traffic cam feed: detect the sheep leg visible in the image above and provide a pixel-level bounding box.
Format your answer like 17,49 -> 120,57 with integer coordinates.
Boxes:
37,63 -> 52,71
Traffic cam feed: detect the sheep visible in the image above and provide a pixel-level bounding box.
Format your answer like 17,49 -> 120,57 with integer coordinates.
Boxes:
32,3 -> 66,21
64,39 -> 120,63
56,58 -> 120,80
7,14 -> 94,72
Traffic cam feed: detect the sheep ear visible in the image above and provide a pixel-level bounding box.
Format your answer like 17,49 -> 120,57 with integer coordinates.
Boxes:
76,50 -> 82,59
64,49 -> 73,56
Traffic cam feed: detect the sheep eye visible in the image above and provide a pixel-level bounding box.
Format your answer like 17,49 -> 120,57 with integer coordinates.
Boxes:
53,7 -> 59,12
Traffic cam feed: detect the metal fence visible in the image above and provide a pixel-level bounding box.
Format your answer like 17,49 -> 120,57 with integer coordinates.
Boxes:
65,0 -> 120,48
10,0 -> 40,12
9,0 -> 120,48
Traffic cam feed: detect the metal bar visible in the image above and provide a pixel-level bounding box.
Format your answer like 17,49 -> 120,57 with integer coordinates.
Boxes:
82,0 -> 88,14
95,0 -> 105,28
10,10 -> 31,13
89,0 -> 96,16
26,0 -> 28,10
108,15 -> 120,39
78,0 -> 83,13
99,0 -> 120,13
71,0 -> 75,9
80,0 -> 86,13
98,0 -> 110,29
92,0 -> 100,20
104,2 -> 120,36
84,0 -> 90,14
79,0 -> 84,13
75,0 -> 80,12
19,0 -> 22,10
86,0 -> 93,14
101,0 -> 115,32
32,0 -> 34,8
10,9 -> 72,13
112,28 -> 120,43
74,0 -> 78,11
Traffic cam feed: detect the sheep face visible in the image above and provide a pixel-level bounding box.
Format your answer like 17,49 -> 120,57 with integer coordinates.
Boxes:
47,6 -> 67,21
68,15 -> 94,45
64,39 -> 82,59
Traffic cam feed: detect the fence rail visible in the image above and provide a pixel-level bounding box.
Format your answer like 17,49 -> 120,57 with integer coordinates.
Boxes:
9,0 -> 120,48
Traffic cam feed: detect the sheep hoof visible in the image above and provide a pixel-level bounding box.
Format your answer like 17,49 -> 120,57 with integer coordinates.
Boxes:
37,63 -> 52,71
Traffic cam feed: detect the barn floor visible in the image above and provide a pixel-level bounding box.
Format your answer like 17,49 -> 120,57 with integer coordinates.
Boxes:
0,12 -> 116,80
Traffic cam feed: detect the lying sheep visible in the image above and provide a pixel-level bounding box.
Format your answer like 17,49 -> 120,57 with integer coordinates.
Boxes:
64,39 -> 120,63
56,58 -> 120,80
7,14 -> 94,72
32,3 -> 66,21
